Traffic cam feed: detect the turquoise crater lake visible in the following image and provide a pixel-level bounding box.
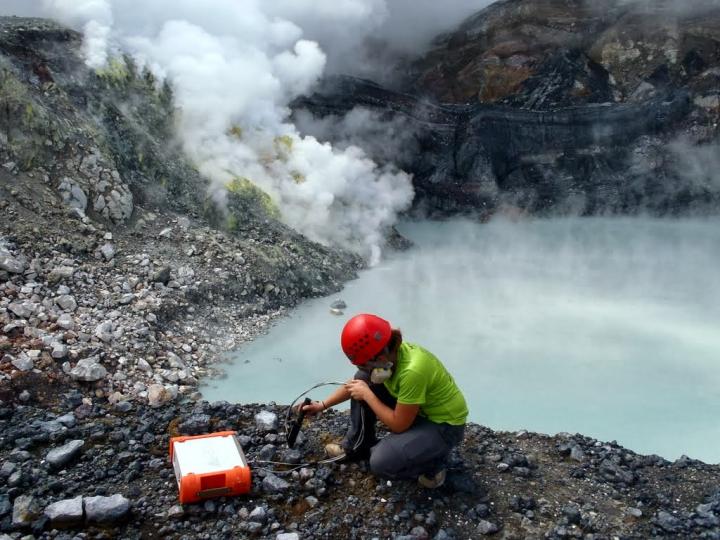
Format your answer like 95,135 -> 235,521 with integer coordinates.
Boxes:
201,217 -> 720,464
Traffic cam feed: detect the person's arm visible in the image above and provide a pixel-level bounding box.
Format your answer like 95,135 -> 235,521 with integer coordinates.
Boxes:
301,383 -> 351,415
365,394 -> 419,433
345,380 -> 419,433
322,384 -> 351,409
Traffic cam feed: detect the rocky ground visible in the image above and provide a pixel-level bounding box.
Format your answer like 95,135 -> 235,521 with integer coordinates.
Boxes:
1,395 -> 720,539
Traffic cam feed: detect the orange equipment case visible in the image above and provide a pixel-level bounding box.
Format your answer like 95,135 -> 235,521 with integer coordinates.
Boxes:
169,431 -> 251,504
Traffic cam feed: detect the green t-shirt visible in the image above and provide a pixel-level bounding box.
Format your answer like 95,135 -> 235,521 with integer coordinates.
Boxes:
383,342 -> 468,426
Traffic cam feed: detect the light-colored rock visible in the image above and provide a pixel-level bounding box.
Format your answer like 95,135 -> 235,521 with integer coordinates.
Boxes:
12,495 -> 40,527
694,95 -> 720,110
8,302 -> 34,319
51,343 -> 68,359
49,266 -> 75,282
0,253 -> 25,274
168,504 -> 184,519
476,519 -> 499,535
84,494 -> 130,523
137,358 -> 152,372
44,496 -> 84,525
100,243 -> 115,261
147,384 -> 174,407
56,295 -> 77,312
57,313 -> 75,330
11,354 -> 33,372
58,178 -> 88,212
255,411 -> 278,432
95,321 -> 114,342
70,358 -> 108,382
46,439 -> 84,469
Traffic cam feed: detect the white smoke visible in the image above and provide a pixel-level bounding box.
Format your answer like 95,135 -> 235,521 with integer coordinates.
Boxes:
267,0 -> 489,80
294,107 -> 420,166
8,0 -> 421,263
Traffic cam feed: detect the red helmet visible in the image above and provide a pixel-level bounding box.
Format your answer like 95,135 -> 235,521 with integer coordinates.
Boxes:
341,314 -> 391,365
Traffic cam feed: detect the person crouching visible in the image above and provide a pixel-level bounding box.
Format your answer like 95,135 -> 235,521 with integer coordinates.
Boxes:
302,313 -> 468,489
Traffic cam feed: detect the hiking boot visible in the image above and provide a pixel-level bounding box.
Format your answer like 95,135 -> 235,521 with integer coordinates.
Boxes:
324,443 -> 346,459
418,469 -> 446,489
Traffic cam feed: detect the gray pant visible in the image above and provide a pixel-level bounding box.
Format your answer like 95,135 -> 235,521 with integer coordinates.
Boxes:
342,370 -> 465,480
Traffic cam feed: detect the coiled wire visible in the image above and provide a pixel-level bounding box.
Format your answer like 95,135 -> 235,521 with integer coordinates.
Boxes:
248,381 -> 347,475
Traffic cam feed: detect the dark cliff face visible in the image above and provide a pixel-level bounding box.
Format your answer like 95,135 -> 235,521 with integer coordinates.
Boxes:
295,0 -> 720,218
407,0 -> 720,108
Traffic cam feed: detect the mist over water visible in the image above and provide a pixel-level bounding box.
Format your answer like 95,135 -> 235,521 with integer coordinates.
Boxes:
201,217 -> 720,463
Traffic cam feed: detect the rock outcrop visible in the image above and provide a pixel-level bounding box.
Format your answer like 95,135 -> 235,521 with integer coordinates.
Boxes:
295,0 -> 720,217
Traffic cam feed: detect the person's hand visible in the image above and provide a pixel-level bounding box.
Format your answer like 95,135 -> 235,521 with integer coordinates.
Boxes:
297,400 -> 325,416
345,379 -> 372,401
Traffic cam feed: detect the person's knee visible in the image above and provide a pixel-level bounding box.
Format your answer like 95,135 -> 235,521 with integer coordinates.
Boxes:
369,445 -> 398,478
353,369 -> 370,382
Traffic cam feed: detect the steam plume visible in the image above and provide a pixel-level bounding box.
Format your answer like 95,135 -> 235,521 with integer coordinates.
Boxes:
9,0 -> 428,263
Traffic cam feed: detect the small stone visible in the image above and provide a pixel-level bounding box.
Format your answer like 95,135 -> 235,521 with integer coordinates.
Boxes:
56,313 -> 75,330
46,439 -> 84,469
410,526 -> 429,539
168,505 -> 184,519
151,266 -> 171,285
8,301 -> 33,318
276,533 -> 300,540
55,295 -> 77,312
0,254 -> 25,274
249,506 -> 267,523
476,519 -> 499,535
115,401 -> 133,413
11,354 -> 33,372
330,299 -> 347,310
52,343 -> 68,359
255,411 -> 278,432
70,358 -> 107,382
262,473 -> 290,493
655,510 -> 681,532
12,495 -> 40,527
570,446 -> 585,462
178,414 -> 211,435
44,496 -> 84,525
95,321 -> 114,342
627,507 -> 643,518
49,266 -> 75,282
100,243 -> 115,261
0,495 -> 10,517
84,494 -> 130,523
147,384 -> 175,407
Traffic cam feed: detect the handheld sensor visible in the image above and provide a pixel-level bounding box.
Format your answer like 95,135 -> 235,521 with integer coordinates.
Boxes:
287,397 -> 311,448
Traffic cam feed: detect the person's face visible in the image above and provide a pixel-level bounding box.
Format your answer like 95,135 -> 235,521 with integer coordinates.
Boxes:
359,348 -> 392,372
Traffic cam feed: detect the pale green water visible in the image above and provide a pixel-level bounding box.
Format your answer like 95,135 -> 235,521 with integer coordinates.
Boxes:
201,217 -> 720,463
